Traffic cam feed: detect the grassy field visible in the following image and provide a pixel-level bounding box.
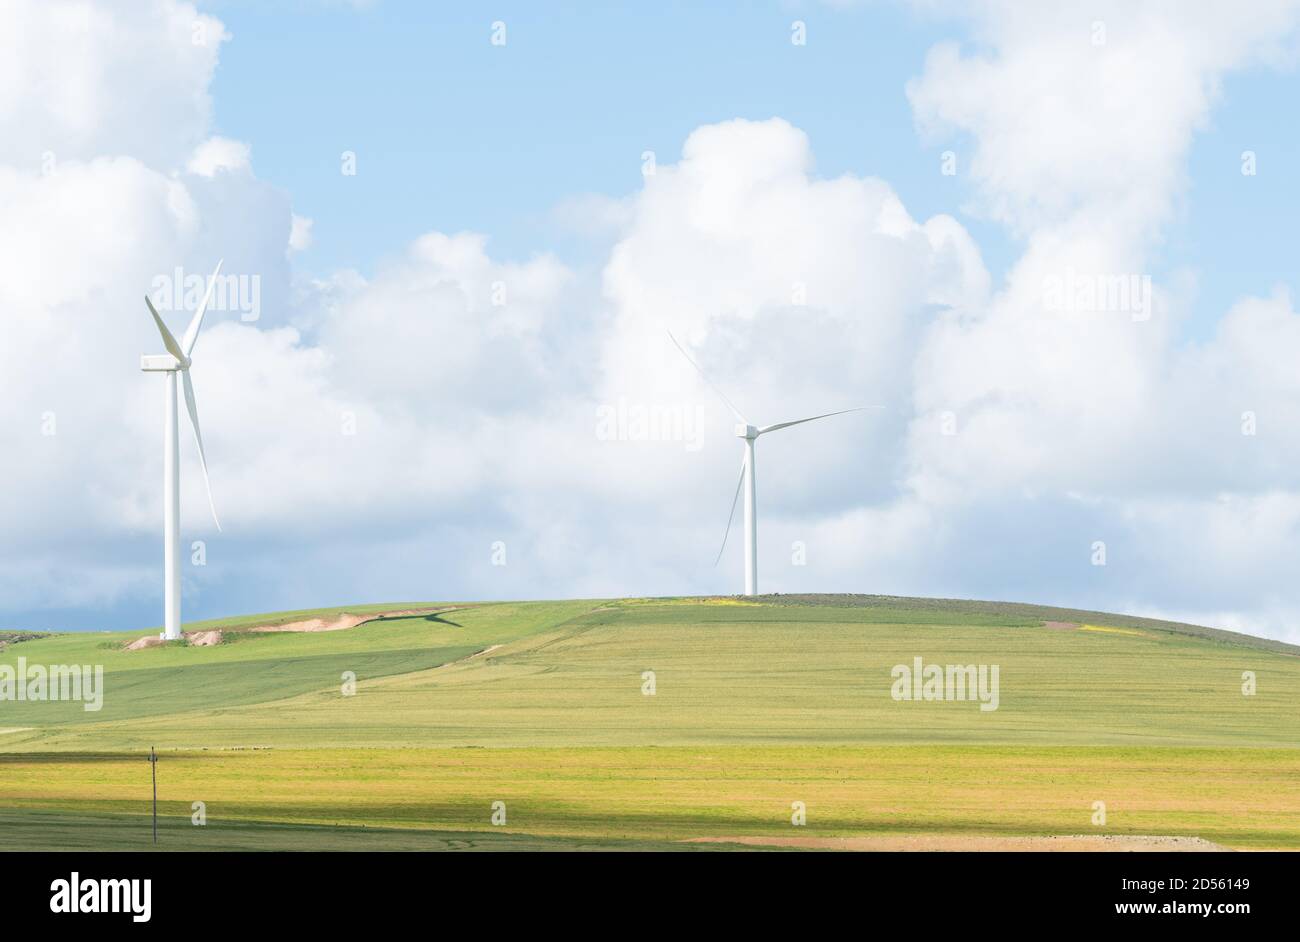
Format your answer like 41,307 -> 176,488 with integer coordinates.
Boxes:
2,595 -> 1297,850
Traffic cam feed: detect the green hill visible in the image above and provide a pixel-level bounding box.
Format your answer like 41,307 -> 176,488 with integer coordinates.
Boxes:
1,596 -> 1297,850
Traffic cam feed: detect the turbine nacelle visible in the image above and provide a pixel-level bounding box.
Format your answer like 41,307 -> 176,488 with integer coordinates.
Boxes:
141,353 -> 187,372
735,423 -> 759,440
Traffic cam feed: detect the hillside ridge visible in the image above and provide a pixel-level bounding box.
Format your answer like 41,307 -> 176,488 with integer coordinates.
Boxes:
751,593 -> 1300,655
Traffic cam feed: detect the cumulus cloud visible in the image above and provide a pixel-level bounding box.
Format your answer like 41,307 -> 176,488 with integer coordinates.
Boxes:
0,0 -> 227,171
591,117 -> 987,537
186,137 -> 252,178
907,0 -> 1300,235
895,0 -> 1300,638
288,214 -> 314,253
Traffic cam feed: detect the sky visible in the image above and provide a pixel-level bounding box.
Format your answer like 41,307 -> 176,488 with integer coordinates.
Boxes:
4,0 -> 1300,640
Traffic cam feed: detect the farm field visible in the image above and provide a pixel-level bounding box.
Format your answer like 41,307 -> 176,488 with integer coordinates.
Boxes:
2,595 -> 1297,850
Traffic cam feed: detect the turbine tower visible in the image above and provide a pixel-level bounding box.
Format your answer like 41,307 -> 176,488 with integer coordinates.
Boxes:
141,261 -> 224,640
669,330 -> 871,597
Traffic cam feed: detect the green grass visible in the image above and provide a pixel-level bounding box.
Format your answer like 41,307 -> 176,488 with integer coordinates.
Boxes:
1,746 -> 1295,849
0,600 -> 590,729
1,595 -> 1297,849
0,807 -> 756,851
759,593 -> 1300,654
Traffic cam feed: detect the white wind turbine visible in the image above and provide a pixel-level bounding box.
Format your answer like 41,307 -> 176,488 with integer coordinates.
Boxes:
141,261 -> 224,640
669,330 -> 873,597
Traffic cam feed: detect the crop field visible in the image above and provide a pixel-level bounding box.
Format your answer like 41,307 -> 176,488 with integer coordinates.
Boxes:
2,596 -> 1297,850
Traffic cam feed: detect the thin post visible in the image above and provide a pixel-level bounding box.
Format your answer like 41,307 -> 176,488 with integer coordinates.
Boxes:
150,746 -> 158,845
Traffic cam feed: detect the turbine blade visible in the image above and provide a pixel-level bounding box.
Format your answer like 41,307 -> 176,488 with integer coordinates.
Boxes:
145,295 -> 187,365
714,450 -> 747,566
666,329 -> 748,425
181,259 -> 224,358
182,370 -> 222,532
757,407 -> 878,436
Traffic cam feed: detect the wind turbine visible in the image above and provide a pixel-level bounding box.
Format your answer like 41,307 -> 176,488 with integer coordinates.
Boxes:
668,330 -> 872,597
141,261 -> 224,640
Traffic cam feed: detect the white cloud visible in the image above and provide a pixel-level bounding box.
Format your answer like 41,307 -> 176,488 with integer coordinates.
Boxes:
187,137 -> 252,178
589,118 -> 987,529
289,214 -> 314,253
549,193 -> 634,240
892,0 -> 1300,639
0,0 -> 227,172
900,1 -> 1300,506
907,0 -> 1300,235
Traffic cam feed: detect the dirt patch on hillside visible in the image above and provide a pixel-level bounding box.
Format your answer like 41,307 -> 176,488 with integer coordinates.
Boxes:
1042,621 -> 1080,631
246,608 -> 451,634
125,629 -> 223,650
124,607 -> 455,651
685,835 -> 1227,852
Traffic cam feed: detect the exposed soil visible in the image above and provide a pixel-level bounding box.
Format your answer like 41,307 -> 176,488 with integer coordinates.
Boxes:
246,608 -> 450,634
125,607 -> 455,650
685,834 -> 1228,852
1043,620 -> 1080,631
124,629 -> 221,649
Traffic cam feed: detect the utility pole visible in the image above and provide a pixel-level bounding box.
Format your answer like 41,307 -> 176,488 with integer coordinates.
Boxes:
150,746 -> 158,845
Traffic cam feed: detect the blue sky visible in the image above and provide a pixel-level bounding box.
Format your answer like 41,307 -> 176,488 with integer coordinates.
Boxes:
7,1 -> 1300,640
1175,66 -> 1300,335
210,3 -> 994,272
207,1 -> 1296,341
